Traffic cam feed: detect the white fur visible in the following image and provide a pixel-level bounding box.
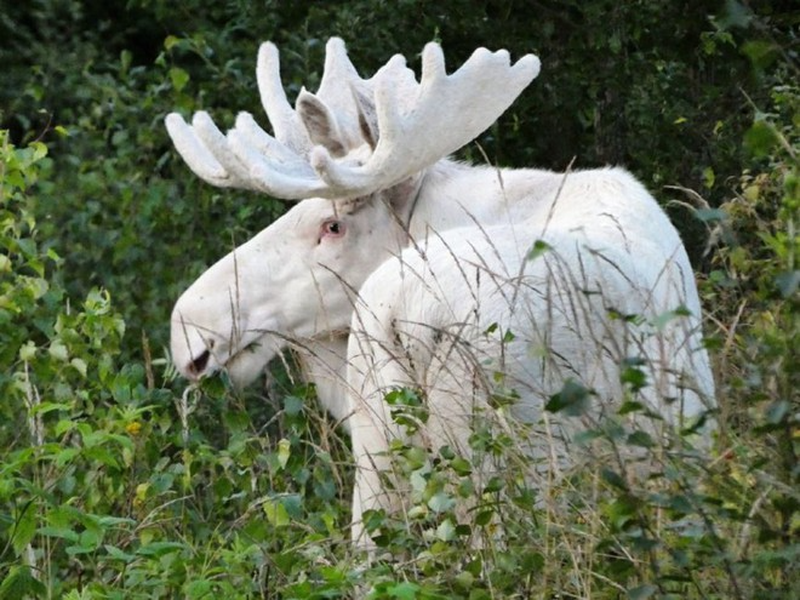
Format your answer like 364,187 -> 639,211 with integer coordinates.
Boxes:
344,167 -> 714,543
171,162 -> 715,546
168,39 -> 715,550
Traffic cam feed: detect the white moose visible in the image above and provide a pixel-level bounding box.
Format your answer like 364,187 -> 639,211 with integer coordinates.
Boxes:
166,38 -> 715,546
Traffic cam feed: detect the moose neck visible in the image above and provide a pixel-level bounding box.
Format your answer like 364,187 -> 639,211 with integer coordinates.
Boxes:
289,161 -> 564,426
293,334 -> 352,430
408,159 -> 559,237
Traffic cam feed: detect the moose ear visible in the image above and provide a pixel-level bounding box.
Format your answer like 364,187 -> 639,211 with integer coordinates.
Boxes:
351,85 -> 378,151
297,90 -> 348,158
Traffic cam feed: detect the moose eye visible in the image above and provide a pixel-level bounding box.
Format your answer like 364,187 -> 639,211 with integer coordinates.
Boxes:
319,219 -> 346,241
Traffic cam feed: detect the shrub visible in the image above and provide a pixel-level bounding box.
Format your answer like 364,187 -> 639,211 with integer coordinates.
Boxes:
0,133 -> 353,599
0,1 -> 797,597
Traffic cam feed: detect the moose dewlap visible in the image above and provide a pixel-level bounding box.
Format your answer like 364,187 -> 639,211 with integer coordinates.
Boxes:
166,38 -> 715,547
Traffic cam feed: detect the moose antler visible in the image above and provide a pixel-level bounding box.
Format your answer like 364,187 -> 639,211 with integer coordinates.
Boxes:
165,39 -> 540,200
312,43 -> 540,196
165,38 -> 366,197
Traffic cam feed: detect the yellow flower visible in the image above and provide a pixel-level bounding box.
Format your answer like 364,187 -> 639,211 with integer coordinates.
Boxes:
125,421 -> 142,436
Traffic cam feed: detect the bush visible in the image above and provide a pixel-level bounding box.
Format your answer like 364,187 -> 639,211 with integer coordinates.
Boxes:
0,133 -> 352,598
1,0 -> 792,358
0,1 -> 797,597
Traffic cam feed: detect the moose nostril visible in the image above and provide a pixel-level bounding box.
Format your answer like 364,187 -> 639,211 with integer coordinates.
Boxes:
188,349 -> 211,376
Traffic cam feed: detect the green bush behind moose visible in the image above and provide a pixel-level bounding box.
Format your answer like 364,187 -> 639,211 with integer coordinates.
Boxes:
2,0 -> 790,352
0,1 -> 797,597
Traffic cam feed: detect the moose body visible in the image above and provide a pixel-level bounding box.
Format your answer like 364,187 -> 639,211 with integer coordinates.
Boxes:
166,39 -> 715,547
344,166 -> 712,541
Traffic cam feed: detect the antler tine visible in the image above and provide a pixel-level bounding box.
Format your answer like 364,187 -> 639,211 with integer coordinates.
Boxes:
311,43 -> 541,197
165,110 -> 280,192
255,38 -> 375,156
225,37 -> 383,198
165,112 -> 229,187
256,41 -> 310,155
226,113 -> 329,199
165,109 -> 311,196
316,38 -> 378,148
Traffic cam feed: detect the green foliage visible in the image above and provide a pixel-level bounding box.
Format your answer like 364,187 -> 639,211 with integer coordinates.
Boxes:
0,1 -> 797,597
0,0 -> 793,358
0,133 -> 354,598
695,68 -> 799,597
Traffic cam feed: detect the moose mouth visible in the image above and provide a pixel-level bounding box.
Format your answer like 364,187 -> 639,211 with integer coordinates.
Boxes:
188,348 -> 211,376
212,334 -> 283,387
183,333 -> 275,385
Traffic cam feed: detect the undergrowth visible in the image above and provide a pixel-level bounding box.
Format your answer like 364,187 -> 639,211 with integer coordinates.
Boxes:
1,10 -> 798,599
2,81 -> 798,597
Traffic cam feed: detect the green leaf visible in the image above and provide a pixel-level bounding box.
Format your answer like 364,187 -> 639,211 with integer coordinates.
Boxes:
386,582 -> 420,600
668,494 -> 694,515
527,239 -> 552,261
601,468 -> 628,491
0,565 -> 47,600
702,166 -> 715,188
54,447 -> 81,467
19,341 -> 36,361
136,541 -> 186,557
97,515 -> 136,527
164,35 -> 181,50
627,430 -> 655,448
484,476 -> 504,493
104,544 -> 136,563
450,456 -> 472,476
66,544 -> 96,556
475,510 -> 494,526
741,40 -> 779,70
70,357 -> 88,377
283,394 -> 304,416
12,504 -> 37,557
775,270 -> 799,298
169,67 -> 190,92
185,579 -> 213,599
620,358 -> 649,392
618,401 -> 645,415
427,492 -> 455,514
264,498 -> 290,528
29,141 -> 47,161
31,402 -> 71,415
39,526 -> 80,543
385,387 -> 423,407
744,120 -> 780,158
693,207 -> 727,223
545,379 -> 591,416
436,518 -> 456,542
627,583 -> 657,600
277,438 -> 291,469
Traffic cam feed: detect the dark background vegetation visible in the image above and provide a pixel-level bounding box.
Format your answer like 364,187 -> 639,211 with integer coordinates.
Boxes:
0,0 -> 793,354
0,0 -> 797,598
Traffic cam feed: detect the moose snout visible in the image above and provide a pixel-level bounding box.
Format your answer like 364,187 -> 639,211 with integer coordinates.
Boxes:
172,331 -> 229,381
186,347 -> 211,378
171,330 -> 218,380
170,307 -> 223,380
